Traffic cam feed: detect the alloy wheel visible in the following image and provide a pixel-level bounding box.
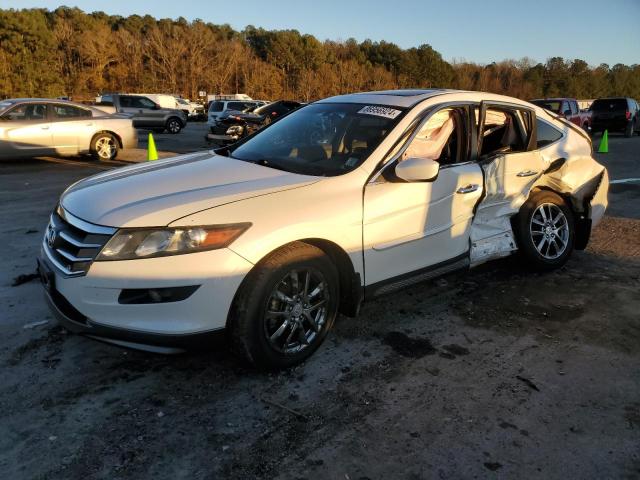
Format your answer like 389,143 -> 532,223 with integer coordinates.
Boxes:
168,120 -> 181,133
263,268 -> 329,355
529,203 -> 570,260
95,136 -> 115,159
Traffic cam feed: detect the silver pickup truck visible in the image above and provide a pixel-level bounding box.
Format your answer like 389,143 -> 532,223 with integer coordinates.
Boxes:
98,94 -> 187,134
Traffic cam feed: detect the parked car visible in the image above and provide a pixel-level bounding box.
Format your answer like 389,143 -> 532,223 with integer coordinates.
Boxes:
530,98 -> 591,131
208,100 -> 303,144
98,94 -> 187,134
38,89 -> 608,368
175,97 -> 205,120
590,97 -> 640,137
0,98 -> 137,160
206,100 -> 266,127
207,93 -> 253,103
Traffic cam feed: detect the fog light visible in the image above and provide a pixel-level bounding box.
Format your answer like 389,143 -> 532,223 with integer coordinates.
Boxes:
118,286 -> 200,304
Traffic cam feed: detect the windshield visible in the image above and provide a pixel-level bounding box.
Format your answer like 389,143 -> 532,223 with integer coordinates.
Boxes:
531,100 -> 561,112
229,103 -> 405,176
591,98 -> 627,111
0,101 -> 15,113
254,102 -> 277,115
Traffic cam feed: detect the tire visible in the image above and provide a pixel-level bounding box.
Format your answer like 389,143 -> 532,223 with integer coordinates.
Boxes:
228,242 -> 339,369
513,190 -> 575,271
90,133 -> 118,161
166,117 -> 183,134
625,120 -> 634,138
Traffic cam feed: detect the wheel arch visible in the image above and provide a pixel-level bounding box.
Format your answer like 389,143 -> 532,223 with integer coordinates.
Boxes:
91,130 -> 123,149
227,239 -> 363,330
300,238 -> 363,317
167,115 -> 185,127
525,185 -> 591,250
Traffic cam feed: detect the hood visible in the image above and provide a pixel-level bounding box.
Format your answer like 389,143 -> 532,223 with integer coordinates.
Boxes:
221,109 -> 261,119
61,152 -> 319,227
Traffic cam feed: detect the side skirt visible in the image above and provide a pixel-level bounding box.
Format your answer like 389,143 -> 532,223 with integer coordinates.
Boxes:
364,253 -> 469,299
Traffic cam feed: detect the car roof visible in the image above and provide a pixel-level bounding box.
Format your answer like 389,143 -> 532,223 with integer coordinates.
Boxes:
592,96 -> 629,100
0,98 -> 112,116
530,98 -> 575,102
2,98 -> 90,106
318,89 -> 454,108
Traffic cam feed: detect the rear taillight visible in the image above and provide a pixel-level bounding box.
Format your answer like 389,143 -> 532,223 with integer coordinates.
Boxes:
626,110 -> 631,120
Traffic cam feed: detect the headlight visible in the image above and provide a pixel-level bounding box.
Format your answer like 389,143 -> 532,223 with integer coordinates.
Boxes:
96,223 -> 251,261
226,125 -> 244,135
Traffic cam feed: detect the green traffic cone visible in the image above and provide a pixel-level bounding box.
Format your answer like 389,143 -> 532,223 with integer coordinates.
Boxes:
147,132 -> 158,161
598,129 -> 608,154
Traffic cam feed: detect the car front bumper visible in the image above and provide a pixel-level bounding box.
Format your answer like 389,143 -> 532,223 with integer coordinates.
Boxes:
206,133 -> 238,143
38,246 -> 254,351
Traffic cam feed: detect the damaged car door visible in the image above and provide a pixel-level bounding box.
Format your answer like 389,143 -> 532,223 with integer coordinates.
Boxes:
363,105 -> 483,291
470,102 -> 547,265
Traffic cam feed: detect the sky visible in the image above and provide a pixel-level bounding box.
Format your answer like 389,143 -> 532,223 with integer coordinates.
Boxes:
1,0 -> 639,66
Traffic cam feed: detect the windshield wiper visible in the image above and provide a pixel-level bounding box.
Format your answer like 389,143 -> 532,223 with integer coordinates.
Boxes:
250,158 -> 295,173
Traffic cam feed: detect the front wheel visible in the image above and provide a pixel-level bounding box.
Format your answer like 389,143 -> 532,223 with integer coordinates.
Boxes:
625,120 -> 635,138
91,133 -> 118,161
166,117 -> 183,134
228,242 -> 339,369
513,190 -> 575,271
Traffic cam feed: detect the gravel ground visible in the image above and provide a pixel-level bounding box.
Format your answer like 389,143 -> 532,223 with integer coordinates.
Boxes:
0,132 -> 639,479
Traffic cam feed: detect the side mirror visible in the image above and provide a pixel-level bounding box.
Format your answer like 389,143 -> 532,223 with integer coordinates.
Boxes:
563,109 -> 571,117
153,104 -> 161,110
395,157 -> 440,182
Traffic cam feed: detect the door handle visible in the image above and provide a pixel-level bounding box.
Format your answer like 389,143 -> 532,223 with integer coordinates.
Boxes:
517,170 -> 538,177
85,123 -> 93,126
456,184 -> 479,194
41,126 -> 50,130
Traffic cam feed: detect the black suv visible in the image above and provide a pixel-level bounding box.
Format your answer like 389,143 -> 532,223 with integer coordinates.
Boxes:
590,97 -> 639,137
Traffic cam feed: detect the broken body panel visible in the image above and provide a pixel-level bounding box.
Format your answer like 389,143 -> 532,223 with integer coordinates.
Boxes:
470,123 -> 607,266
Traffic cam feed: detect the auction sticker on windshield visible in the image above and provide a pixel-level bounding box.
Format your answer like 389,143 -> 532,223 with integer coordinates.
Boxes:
358,105 -> 402,119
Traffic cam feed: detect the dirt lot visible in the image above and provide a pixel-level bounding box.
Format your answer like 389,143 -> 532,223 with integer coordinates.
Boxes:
1,128 -> 639,479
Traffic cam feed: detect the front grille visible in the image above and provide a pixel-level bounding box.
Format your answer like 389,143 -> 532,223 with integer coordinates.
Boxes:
42,206 -> 116,277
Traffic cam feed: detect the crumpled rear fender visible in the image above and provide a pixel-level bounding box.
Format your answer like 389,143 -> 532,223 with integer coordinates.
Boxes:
470,153 -> 608,266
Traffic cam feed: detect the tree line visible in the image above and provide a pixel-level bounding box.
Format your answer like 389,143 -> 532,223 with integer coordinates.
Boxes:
1,7 -> 638,102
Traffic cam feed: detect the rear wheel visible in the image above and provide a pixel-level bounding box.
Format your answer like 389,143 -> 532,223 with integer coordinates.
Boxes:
228,242 -> 339,369
91,133 -> 118,161
514,190 -> 575,271
166,117 -> 183,134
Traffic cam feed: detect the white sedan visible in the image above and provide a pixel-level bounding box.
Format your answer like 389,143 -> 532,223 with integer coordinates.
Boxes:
38,89 -> 608,368
0,98 -> 137,160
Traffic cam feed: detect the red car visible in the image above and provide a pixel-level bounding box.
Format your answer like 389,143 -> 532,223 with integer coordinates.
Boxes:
530,98 -> 591,131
